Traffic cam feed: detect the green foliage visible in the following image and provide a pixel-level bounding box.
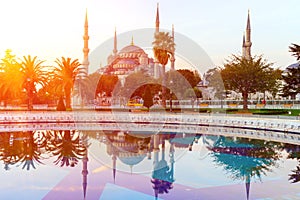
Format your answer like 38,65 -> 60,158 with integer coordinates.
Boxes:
205,68 -> 225,99
177,69 -> 201,88
122,71 -> 158,98
221,55 -> 279,109
282,66 -> 300,99
251,109 -> 288,115
193,87 -> 202,98
289,43 -> 300,61
166,70 -> 196,99
143,85 -> 153,109
0,50 -> 23,103
20,55 -> 48,110
53,57 -> 81,110
96,74 -> 118,97
152,32 -> 175,66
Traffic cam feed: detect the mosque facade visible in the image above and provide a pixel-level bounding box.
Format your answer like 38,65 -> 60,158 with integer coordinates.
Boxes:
88,4 -> 175,83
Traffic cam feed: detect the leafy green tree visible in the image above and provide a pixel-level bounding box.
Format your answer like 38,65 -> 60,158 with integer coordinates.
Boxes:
121,71 -> 158,98
53,57 -> 81,110
281,66 -> 300,99
166,70 -> 196,99
85,72 -> 101,101
95,74 -> 118,97
282,43 -> 300,99
221,55 -> 279,109
153,32 -> 175,106
177,69 -> 200,88
20,55 -> 48,110
204,68 -> 225,99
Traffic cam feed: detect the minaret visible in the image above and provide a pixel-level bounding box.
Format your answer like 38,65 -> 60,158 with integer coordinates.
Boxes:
242,33 -> 246,58
82,9 -> 90,76
112,154 -> 117,183
113,28 -> 118,55
154,3 -> 160,79
82,136 -> 89,200
244,10 -> 252,60
170,24 -> 175,70
155,3 -> 160,34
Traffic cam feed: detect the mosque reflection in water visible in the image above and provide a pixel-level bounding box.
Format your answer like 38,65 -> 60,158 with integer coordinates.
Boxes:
1,129 -> 300,199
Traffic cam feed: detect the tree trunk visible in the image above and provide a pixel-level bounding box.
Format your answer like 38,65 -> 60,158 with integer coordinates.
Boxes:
161,65 -> 166,107
242,91 -> 248,110
65,88 -> 72,110
28,82 -> 34,111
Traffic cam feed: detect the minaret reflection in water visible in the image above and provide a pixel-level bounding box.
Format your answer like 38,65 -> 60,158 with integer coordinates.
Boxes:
2,129 -> 300,199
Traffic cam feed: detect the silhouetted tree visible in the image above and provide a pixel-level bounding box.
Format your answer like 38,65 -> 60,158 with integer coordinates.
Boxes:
53,57 -> 81,110
20,55 -> 48,110
289,43 -> 300,61
143,85 -> 153,110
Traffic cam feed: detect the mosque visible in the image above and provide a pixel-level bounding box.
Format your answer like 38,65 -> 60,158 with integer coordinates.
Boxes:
80,4 -> 176,83
79,4 -> 253,102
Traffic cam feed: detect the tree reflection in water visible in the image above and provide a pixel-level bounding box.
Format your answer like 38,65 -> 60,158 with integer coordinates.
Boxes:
1,128 -> 300,199
284,143 -> 300,183
0,131 -> 48,170
206,136 -> 283,200
46,130 -> 86,167
0,132 -> 24,170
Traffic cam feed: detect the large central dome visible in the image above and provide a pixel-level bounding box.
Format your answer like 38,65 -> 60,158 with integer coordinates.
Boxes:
119,44 -> 146,58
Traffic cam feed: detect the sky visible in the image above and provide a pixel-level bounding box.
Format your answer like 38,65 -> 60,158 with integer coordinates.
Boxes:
0,0 -> 300,73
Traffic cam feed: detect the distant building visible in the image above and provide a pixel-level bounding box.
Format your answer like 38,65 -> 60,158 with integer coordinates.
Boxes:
103,34 -> 155,85
99,3 -> 175,84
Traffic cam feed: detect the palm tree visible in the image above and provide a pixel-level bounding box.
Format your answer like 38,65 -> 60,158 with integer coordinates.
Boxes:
54,57 -> 81,110
152,32 -> 175,106
20,55 -> 47,110
289,43 -> 300,61
0,50 -> 23,106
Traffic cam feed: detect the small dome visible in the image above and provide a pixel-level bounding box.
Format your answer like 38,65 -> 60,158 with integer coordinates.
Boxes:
118,154 -> 146,166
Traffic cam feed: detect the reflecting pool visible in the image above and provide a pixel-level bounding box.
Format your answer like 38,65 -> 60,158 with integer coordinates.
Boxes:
1,124 -> 300,200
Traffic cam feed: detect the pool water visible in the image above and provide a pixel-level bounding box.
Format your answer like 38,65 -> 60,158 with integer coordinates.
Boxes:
1,128 -> 300,200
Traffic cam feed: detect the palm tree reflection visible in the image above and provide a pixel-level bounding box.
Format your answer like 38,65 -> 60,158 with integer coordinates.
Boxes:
0,131 -> 48,170
0,132 -> 24,170
47,130 -> 86,167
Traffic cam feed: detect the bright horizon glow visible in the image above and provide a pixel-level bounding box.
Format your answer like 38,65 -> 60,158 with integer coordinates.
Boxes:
0,0 -> 299,72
